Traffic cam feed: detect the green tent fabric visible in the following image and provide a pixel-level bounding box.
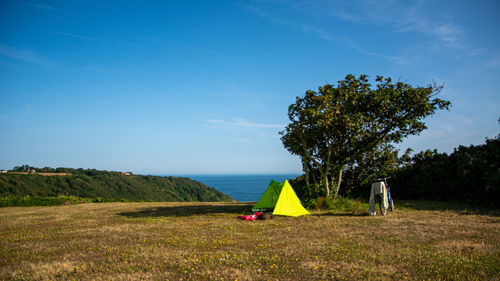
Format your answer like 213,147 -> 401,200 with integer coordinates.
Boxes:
252,180 -> 310,217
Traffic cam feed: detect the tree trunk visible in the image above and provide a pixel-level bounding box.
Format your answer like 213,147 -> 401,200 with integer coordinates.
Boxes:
324,174 -> 330,197
311,172 -> 318,185
319,169 -> 330,197
302,159 -> 310,186
333,167 -> 343,198
331,177 -> 336,197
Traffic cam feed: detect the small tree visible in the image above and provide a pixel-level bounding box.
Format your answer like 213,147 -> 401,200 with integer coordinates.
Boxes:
281,74 -> 450,198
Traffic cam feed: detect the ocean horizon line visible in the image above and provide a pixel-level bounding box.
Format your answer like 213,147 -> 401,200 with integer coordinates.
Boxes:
152,173 -> 302,178
153,174 -> 303,202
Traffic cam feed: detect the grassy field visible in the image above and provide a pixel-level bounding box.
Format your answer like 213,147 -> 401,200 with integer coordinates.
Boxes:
1,201 -> 499,281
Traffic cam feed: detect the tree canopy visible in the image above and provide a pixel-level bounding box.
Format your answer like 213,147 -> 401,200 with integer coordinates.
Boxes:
280,74 -> 450,197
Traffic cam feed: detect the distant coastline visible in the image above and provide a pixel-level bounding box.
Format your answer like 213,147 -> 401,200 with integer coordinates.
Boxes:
0,167 -> 234,204
163,174 -> 301,202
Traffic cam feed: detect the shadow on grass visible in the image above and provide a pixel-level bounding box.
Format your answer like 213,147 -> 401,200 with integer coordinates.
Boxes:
396,200 -> 500,216
118,203 -> 255,218
312,212 -> 369,217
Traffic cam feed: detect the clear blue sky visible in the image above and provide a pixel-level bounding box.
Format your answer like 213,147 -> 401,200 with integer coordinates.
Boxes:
1,0 -> 499,174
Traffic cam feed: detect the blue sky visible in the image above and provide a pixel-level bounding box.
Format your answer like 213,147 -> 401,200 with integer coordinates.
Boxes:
0,0 -> 499,174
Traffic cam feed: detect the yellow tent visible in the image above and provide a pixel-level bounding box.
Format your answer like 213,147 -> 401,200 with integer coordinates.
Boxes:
252,180 -> 310,217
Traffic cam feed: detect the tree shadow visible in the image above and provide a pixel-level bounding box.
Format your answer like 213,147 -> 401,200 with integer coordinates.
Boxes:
396,200 -> 500,216
118,203 -> 255,218
312,212 -> 370,217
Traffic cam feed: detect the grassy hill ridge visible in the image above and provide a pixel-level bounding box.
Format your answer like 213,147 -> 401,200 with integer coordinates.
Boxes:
0,168 -> 233,203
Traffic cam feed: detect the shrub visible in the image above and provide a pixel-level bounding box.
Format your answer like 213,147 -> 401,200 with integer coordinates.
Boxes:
312,196 -> 367,214
0,196 -> 71,207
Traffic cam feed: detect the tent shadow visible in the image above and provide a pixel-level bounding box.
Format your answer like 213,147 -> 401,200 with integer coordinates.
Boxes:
118,203 -> 255,218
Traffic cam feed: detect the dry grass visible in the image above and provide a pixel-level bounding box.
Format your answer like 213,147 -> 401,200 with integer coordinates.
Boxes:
1,201 -> 499,280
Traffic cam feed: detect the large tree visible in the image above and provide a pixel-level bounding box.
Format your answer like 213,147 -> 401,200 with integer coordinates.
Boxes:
280,74 -> 450,197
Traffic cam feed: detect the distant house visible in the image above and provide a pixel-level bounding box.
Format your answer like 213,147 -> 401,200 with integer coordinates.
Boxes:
121,172 -> 132,176
0,170 -> 7,173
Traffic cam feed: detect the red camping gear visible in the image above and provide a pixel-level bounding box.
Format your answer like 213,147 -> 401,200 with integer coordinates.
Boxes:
237,212 -> 262,221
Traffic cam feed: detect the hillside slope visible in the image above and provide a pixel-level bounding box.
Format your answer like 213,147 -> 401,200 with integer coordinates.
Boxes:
0,168 -> 233,202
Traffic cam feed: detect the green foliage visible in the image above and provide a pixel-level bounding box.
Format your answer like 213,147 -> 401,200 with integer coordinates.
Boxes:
390,134 -> 500,204
318,196 -> 335,210
333,132 -> 500,205
281,74 -> 450,197
289,176 -> 326,201
10,165 -> 37,172
0,195 -> 147,207
307,196 -> 367,214
0,168 -> 233,205
339,145 -> 411,198
0,195 -> 87,207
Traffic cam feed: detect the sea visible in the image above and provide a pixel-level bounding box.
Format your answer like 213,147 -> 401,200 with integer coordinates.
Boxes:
169,174 -> 300,202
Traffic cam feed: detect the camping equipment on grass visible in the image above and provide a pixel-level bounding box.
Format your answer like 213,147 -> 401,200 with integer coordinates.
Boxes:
252,180 -> 310,217
385,178 -> 394,211
369,177 -> 394,215
260,213 -> 273,220
237,212 -> 262,221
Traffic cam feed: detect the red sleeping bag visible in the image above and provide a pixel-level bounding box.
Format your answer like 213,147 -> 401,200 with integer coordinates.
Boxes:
237,212 -> 262,221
